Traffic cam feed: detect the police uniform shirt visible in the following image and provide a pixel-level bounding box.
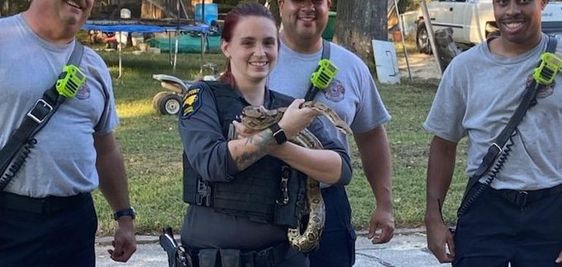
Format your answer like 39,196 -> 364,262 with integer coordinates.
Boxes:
178,82 -> 352,249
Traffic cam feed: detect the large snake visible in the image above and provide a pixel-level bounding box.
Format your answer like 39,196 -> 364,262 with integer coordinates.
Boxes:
241,101 -> 351,252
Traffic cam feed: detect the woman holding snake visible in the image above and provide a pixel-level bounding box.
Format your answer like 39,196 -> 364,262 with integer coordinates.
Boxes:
177,3 -> 352,267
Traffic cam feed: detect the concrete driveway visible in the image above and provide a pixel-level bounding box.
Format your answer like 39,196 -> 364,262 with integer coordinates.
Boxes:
95,228 -> 451,267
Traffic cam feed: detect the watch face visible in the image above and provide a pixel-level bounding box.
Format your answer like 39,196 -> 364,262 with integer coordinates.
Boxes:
275,131 -> 287,144
270,123 -> 287,144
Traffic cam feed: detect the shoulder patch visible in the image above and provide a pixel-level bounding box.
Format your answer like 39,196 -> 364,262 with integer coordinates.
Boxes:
181,88 -> 202,119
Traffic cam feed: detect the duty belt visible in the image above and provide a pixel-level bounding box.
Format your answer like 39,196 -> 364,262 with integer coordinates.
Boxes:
0,191 -> 91,214
493,183 -> 562,207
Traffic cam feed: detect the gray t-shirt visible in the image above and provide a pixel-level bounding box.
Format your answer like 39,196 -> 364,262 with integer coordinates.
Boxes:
267,40 -> 391,153
424,34 -> 562,190
0,14 -> 119,197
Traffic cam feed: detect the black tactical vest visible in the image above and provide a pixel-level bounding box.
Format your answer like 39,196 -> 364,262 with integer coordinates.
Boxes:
183,81 -> 306,228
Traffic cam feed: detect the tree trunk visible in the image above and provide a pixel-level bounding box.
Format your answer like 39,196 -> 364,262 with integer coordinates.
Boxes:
0,0 -> 6,16
241,0 -> 280,26
185,0 -> 193,19
333,0 -> 387,69
265,0 -> 281,27
0,0 -> 30,16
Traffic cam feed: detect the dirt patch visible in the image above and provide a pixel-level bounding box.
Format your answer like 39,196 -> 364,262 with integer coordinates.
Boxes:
397,52 -> 442,81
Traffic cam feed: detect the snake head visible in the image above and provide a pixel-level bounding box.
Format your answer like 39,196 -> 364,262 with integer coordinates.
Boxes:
241,106 -> 283,130
241,106 -> 266,119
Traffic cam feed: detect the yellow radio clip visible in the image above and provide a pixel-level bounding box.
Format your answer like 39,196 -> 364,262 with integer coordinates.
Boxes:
56,65 -> 86,98
532,52 -> 562,86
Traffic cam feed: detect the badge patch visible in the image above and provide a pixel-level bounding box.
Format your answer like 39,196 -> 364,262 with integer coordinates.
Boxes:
76,84 -> 90,100
323,79 -> 345,102
181,88 -> 201,118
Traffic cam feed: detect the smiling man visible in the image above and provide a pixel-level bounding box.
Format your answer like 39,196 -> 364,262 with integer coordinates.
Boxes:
268,1 -> 395,267
0,1 -> 136,266
424,0 -> 562,266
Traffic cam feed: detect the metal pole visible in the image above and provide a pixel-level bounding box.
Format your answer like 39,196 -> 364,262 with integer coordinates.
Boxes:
174,0 -> 180,73
199,0 -> 207,62
201,0 -> 205,24
168,31 -> 172,66
179,0 -> 189,19
118,31 -> 122,79
393,0 -> 412,80
419,0 -> 443,75
174,31 -> 179,73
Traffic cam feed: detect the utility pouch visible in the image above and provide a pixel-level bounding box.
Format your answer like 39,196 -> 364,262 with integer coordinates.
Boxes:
219,249 -> 241,267
192,248 -> 241,267
197,249 -> 219,267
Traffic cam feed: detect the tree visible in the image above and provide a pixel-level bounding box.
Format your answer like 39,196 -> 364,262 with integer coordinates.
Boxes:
264,0 -> 281,27
0,0 -> 30,16
333,0 -> 387,69
235,0 -> 280,25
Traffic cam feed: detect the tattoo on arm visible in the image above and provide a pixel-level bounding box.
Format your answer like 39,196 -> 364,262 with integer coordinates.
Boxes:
235,129 -> 274,170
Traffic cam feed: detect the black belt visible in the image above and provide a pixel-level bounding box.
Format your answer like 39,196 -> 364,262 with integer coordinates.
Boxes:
0,191 -> 91,214
493,183 -> 562,207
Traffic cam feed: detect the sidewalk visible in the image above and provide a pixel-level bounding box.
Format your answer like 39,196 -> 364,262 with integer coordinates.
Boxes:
95,228 -> 451,267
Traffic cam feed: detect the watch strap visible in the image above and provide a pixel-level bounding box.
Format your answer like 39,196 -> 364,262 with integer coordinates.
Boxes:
269,123 -> 287,145
113,207 -> 136,220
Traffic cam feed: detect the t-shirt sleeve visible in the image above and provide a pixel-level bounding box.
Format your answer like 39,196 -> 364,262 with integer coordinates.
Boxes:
89,53 -> 119,135
350,63 -> 391,134
423,63 -> 466,142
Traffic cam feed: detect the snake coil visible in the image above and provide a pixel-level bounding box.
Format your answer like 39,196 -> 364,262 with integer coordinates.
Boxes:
241,101 -> 351,252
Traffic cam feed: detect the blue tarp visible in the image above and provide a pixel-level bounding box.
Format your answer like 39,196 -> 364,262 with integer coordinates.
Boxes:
81,20 -> 213,76
82,21 -> 209,33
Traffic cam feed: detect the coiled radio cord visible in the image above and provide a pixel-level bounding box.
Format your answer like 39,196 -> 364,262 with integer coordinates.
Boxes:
0,139 -> 37,190
457,130 -> 517,216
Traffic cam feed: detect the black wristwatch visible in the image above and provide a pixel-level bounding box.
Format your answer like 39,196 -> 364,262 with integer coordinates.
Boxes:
113,207 -> 136,220
269,123 -> 287,145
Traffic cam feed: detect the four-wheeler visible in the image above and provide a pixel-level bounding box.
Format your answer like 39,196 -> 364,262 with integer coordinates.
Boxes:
152,63 -> 219,115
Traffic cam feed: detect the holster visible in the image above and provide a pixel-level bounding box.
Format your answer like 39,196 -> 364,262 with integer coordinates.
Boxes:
159,227 -> 193,267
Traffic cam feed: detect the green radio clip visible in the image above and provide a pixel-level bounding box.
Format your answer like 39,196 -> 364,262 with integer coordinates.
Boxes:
310,59 -> 339,90
56,65 -> 86,98
532,52 -> 562,86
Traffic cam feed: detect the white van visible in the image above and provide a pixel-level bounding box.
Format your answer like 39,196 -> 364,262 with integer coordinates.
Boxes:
416,0 -> 562,53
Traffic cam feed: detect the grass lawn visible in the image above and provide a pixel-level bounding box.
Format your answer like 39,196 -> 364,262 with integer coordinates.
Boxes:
93,50 -> 468,236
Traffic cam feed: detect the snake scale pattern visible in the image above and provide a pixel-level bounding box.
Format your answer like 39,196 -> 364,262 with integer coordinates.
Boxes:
241,101 -> 351,252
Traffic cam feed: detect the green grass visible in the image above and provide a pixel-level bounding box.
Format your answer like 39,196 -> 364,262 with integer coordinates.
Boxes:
93,51 -> 468,236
